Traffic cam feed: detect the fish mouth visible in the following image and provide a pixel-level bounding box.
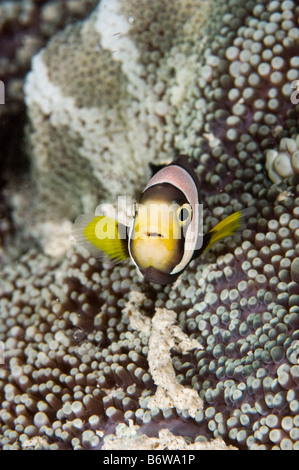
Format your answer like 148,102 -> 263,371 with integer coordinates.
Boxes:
146,231 -> 164,238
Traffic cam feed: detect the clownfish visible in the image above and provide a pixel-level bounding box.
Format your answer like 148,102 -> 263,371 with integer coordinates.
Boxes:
72,156 -> 255,285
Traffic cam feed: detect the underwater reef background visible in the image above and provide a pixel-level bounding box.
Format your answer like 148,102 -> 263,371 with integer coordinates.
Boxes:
0,0 -> 299,450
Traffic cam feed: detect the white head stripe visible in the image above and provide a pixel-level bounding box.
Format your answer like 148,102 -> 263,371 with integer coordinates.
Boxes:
144,165 -> 197,207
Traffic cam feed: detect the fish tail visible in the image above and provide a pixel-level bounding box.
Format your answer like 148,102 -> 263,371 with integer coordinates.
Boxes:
202,206 -> 256,253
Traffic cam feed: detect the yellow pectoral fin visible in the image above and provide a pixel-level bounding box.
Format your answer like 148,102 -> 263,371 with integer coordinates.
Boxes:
204,207 -> 256,252
72,214 -> 129,262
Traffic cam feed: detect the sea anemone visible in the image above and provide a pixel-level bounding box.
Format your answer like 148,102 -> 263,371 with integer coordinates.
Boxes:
0,0 -> 299,450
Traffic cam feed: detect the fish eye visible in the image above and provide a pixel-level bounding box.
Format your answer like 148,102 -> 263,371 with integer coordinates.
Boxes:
177,203 -> 192,226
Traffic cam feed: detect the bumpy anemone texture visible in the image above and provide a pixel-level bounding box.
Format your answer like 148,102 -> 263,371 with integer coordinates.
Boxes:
266,136 -> 299,183
1,0 -> 299,450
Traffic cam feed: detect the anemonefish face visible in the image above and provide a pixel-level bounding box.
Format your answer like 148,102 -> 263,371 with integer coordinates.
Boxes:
128,161 -> 203,284
129,188 -> 192,274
